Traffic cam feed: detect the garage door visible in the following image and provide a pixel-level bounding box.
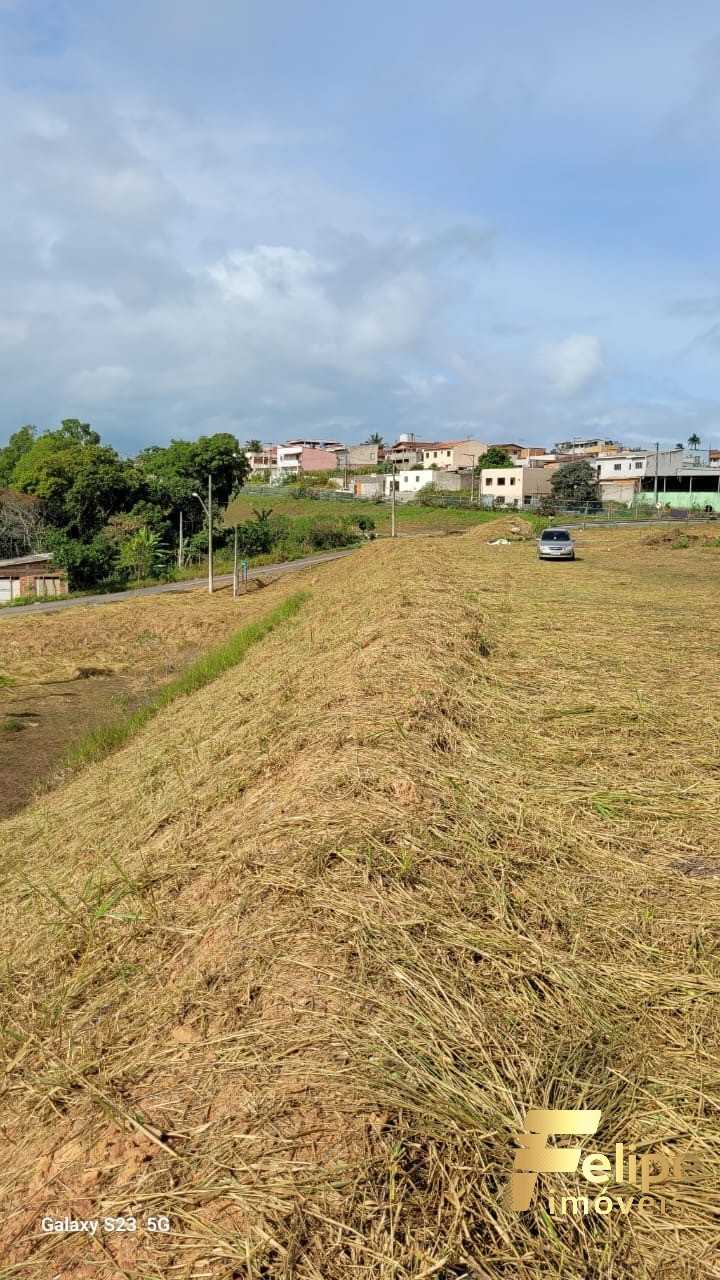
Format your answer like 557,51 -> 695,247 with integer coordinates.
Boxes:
0,578 -> 12,601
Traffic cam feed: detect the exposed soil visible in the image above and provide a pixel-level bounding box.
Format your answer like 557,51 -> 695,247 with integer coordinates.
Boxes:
0,670 -> 153,817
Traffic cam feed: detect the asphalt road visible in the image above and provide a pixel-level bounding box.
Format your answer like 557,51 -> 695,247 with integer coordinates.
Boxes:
0,548 -> 357,619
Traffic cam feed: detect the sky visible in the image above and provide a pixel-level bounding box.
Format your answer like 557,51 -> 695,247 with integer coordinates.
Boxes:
1,0 -> 720,455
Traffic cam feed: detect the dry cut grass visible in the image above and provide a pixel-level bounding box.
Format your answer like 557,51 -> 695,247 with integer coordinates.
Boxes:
0,519 -> 719,1279
0,575 -> 303,684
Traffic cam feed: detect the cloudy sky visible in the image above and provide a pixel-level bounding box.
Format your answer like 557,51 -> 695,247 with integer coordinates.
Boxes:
1,0 -> 720,454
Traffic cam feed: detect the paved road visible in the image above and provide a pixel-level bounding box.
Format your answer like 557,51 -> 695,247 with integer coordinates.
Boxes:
0,548 -> 357,619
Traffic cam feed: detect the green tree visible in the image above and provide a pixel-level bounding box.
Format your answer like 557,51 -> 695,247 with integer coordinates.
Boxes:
365,432 -> 385,446
118,527 -> 165,590
688,433 -> 701,449
550,459 -> 601,506
135,433 -> 248,520
245,438 -> 263,453
13,433 -> 140,539
0,425 -> 37,486
475,446 -> 514,471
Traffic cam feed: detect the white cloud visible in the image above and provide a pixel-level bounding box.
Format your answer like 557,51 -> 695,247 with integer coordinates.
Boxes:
207,244 -> 431,377
535,334 -> 605,397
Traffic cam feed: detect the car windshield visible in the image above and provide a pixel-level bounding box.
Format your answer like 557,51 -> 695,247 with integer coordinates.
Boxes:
541,530 -> 571,542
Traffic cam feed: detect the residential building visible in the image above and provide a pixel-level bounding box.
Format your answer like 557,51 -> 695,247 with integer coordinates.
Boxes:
480,464 -> 552,508
332,443 -> 381,470
0,553 -> 68,601
383,469 -> 434,500
246,446 -> 277,474
274,439 -> 341,478
553,437 -> 625,457
493,443 -> 547,461
385,434 -> 443,466
593,451 -> 650,505
640,449 -> 720,511
422,439 -> 487,470
352,474 -> 385,499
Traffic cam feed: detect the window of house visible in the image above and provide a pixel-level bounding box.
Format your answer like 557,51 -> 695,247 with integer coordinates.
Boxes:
485,476 -> 492,485
433,451 -> 438,458
446,450 -> 451,456
497,476 -> 506,486
613,463 -> 622,470
635,461 -> 643,469
510,476 -> 516,485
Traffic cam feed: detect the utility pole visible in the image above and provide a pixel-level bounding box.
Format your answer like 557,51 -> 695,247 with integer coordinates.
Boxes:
208,473 -> 213,594
178,510 -> 183,569
391,457 -> 396,538
653,440 -> 660,512
233,524 -> 239,598
343,449 -> 348,490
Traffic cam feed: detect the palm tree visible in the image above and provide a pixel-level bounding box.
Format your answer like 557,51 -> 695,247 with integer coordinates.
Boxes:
245,438 -> 263,453
365,432 -> 384,447
688,433 -> 701,449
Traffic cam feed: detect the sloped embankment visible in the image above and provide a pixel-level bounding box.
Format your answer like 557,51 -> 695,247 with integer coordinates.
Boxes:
1,528 -> 719,1278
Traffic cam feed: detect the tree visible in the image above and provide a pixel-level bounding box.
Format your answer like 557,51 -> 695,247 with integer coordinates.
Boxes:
688,433 -> 701,449
245,438 -> 263,453
0,489 -> 46,558
365,433 -> 385,446
0,425 -> 37,487
135,433 -> 248,520
13,433 -> 140,539
475,446 -> 514,471
118,527 -> 165,591
550,459 -> 601,506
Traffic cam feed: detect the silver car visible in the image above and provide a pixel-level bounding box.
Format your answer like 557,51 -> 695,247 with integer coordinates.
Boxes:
537,527 -> 575,560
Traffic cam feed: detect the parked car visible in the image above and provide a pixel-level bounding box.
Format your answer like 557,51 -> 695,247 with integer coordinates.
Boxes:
537,527 -> 575,560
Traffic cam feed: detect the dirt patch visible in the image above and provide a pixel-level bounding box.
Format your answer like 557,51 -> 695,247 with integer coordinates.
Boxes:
0,673 -> 143,817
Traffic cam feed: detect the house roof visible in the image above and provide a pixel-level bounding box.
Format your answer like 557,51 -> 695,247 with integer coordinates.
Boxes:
421,440 -> 485,450
0,552 -> 53,569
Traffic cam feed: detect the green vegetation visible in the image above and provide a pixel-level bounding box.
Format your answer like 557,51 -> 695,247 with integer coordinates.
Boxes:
66,591 -> 308,768
0,419 -> 251,590
474,445 -> 514,470
225,491 -> 499,534
550,457 -> 601,505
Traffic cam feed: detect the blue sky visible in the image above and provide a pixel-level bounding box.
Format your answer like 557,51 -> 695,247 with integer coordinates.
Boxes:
1,0 -> 719,453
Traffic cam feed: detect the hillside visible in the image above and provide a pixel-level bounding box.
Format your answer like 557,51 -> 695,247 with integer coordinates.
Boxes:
1,523 -> 719,1279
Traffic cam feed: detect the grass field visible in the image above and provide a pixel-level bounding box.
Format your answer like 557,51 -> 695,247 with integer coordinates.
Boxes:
225,490 -> 500,535
0,572 -> 311,815
1,519 -> 719,1278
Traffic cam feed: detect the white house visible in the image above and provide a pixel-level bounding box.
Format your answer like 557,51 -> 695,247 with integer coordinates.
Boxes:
383,469 -> 434,500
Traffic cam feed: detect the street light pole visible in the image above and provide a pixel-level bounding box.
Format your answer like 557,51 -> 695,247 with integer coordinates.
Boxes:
391,457 -> 396,538
192,478 -> 214,594
653,440 -> 660,512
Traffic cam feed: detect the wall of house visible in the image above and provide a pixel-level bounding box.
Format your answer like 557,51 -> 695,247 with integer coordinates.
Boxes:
299,447 -> 338,471
637,490 -> 720,511
0,573 -> 68,600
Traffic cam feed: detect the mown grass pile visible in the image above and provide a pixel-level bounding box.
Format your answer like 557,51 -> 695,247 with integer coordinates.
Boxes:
0,580 -> 296,685
0,520 -> 719,1279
